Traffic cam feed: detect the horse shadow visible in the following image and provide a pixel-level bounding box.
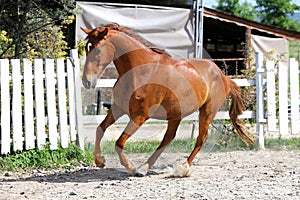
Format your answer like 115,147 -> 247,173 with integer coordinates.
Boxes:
1,167 -> 163,183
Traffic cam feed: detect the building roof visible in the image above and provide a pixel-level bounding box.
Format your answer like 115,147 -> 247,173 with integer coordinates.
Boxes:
204,7 -> 300,41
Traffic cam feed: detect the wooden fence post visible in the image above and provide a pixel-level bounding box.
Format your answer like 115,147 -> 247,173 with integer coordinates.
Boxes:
278,62 -> 289,136
67,59 -> 77,142
70,49 -> 84,150
23,59 -> 35,150
266,60 -> 277,132
256,52 -> 265,149
289,58 -> 300,135
45,59 -> 58,150
11,59 -> 23,151
34,59 -> 46,149
56,59 -> 69,148
0,59 -> 11,154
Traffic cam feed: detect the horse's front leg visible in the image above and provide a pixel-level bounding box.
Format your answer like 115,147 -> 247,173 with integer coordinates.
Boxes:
94,104 -> 123,168
115,115 -> 147,173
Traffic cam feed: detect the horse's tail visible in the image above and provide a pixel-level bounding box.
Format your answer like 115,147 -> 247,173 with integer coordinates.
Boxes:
228,79 -> 255,146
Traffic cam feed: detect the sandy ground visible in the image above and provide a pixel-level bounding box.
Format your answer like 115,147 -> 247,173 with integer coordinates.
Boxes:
0,150 -> 299,200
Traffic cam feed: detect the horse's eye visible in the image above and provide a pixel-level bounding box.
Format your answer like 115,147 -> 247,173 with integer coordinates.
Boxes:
94,48 -> 101,54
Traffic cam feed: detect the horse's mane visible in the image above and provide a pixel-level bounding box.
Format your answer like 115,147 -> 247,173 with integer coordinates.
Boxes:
103,23 -> 170,56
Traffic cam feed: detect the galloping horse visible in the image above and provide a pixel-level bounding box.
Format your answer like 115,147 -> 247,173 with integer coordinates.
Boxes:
81,23 -> 254,176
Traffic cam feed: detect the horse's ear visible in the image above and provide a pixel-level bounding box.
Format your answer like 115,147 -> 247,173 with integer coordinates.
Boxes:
96,28 -> 108,40
80,27 -> 93,34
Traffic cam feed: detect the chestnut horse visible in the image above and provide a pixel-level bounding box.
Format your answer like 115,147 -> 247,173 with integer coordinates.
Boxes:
81,23 -> 254,176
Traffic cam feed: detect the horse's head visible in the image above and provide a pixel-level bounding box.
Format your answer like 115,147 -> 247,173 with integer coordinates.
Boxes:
81,27 -> 116,89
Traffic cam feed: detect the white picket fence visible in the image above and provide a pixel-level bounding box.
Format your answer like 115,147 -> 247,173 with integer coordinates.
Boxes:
0,50 -> 83,154
0,50 -> 299,154
265,58 -> 300,135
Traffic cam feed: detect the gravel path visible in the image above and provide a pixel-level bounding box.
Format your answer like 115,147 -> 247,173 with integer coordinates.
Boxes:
1,150 -> 299,200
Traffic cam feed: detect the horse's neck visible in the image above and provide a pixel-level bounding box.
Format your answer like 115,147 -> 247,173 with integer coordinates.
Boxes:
112,32 -> 156,76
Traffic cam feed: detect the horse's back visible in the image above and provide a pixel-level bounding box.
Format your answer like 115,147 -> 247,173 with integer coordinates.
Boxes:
186,59 -> 224,78
152,58 -> 229,119
183,58 -> 230,102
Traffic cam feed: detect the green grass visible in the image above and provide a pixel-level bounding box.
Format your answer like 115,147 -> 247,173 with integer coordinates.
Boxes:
265,137 -> 300,150
97,134 -> 256,155
99,139 -> 197,154
98,134 -> 299,155
1,136 -> 299,172
0,142 -> 93,171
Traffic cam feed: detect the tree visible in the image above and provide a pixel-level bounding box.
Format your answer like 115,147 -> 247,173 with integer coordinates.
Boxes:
238,1 -> 256,21
256,0 -> 300,31
0,0 -> 78,58
214,0 -> 256,20
215,0 -> 240,14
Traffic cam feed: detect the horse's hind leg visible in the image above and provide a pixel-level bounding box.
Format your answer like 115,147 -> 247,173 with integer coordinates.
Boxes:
136,119 -> 181,176
115,115 -> 147,173
174,100 -> 220,177
187,103 -> 215,166
94,104 -> 123,168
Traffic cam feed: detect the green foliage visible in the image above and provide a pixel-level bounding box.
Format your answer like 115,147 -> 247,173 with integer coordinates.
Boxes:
215,0 -> 300,31
0,0 -> 78,58
240,47 -> 288,118
0,143 -> 93,171
0,30 -> 14,58
215,0 -> 241,13
256,0 -> 300,31
75,39 -> 87,57
214,0 -> 256,20
289,41 -> 300,60
25,18 -> 71,58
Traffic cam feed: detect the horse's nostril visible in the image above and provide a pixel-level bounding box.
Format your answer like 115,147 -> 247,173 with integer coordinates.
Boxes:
86,80 -> 91,88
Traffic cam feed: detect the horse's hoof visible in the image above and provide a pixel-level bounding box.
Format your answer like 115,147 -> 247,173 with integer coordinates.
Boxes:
125,161 -> 137,174
135,163 -> 149,177
173,162 -> 191,177
95,156 -> 106,168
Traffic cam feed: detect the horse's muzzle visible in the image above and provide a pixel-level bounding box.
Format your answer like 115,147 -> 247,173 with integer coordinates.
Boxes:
84,80 -> 91,89
82,74 -> 97,89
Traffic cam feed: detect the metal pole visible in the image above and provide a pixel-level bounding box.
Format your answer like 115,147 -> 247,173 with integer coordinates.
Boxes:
96,90 -> 101,115
255,52 -> 265,149
194,0 -> 204,59
199,0 -> 204,59
194,0 -> 199,58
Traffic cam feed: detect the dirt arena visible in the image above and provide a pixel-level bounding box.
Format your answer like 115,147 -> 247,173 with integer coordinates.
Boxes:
1,150 -> 299,200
